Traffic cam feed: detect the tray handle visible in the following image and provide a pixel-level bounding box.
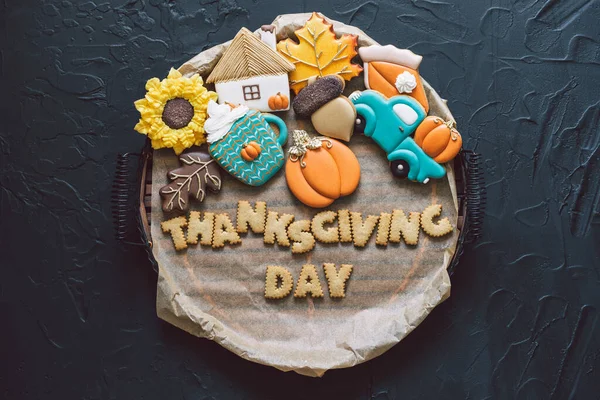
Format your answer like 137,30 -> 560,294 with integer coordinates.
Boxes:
447,150 -> 486,275
111,153 -> 135,241
462,151 -> 486,244
110,144 -> 158,270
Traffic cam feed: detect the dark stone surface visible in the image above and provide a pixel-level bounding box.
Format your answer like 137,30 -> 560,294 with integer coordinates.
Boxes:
2,0 -> 599,398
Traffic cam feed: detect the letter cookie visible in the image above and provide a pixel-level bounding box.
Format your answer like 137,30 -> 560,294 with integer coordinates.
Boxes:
264,211 -> 294,246
350,212 -> 379,247
376,212 -> 392,246
265,266 -> 294,299
187,211 -> 215,246
236,200 -> 267,233
294,264 -> 324,298
212,214 -> 242,248
337,209 -> 353,242
323,263 -> 353,298
161,216 -> 188,251
421,204 -> 453,237
288,220 -> 316,254
389,209 -> 421,245
311,211 -> 339,243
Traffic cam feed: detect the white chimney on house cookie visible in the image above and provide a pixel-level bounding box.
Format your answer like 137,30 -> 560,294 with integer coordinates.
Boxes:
259,25 -> 277,50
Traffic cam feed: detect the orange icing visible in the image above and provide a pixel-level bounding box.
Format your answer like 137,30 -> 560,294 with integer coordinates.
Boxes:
241,141 -> 261,161
368,61 -> 429,112
414,116 -> 462,163
367,63 -> 398,98
302,146 -> 341,199
325,139 -> 361,196
422,128 -> 449,157
414,116 -> 443,147
285,139 -> 360,208
433,134 -> 462,164
285,160 -> 335,208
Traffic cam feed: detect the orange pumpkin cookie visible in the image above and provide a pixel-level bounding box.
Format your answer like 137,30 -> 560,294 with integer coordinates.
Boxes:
268,93 -> 289,111
414,117 -> 462,163
285,130 -> 360,208
240,141 -> 262,162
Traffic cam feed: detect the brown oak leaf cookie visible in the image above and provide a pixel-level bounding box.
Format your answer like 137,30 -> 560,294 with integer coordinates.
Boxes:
159,148 -> 222,213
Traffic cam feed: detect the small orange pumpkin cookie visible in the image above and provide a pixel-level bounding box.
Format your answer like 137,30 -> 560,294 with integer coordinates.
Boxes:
268,92 -> 289,111
285,130 -> 360,208
240,141 -> 262,162
414,117 -> 462,163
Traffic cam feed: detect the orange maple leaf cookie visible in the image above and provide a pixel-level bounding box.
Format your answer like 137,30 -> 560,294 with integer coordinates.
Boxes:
277,13 -> 362,94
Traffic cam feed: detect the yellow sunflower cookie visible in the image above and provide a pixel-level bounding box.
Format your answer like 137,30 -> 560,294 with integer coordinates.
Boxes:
134,68 -> 217,155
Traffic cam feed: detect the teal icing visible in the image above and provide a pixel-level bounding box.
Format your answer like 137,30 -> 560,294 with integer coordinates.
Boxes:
209,111 -> 287,186
350,90 -> 446,183
262,113 -> 288,146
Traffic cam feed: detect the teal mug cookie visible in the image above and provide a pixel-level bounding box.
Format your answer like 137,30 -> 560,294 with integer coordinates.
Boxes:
205,101 -> 288,186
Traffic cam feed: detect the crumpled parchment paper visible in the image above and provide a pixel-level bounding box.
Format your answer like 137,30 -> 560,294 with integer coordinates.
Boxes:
151,13 -> 459,377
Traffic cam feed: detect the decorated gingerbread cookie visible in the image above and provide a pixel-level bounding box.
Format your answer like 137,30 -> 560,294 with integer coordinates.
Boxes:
293,75 -> 356,142
414,116 -> 463,163
207,27 -> 295,112
350,90 -> 446,183
285,130 -> 360,208
204,101 -> 288,186
159,147 -> 222,213
277,12 -> 362,94
359,44 -> 429,113
134,69 -> 217,155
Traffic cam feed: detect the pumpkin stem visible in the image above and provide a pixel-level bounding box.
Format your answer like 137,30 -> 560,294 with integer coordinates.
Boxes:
445,120 -> 456,129
288,130 -> 330,168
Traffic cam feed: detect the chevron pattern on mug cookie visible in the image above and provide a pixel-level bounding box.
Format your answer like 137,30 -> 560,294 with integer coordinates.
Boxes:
209,111 -> 285,186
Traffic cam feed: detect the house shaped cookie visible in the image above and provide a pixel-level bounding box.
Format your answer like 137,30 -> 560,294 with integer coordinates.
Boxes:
359,45 -> 429,113
207,27 -> 295,112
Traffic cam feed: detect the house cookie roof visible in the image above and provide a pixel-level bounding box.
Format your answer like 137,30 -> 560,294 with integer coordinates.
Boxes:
207,28 -> 295,84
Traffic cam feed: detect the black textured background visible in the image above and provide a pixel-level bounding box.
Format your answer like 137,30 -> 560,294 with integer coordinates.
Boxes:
2,0 -> 600,398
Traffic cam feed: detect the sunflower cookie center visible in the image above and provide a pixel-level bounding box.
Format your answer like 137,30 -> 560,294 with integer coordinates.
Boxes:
162,97 -> 195,129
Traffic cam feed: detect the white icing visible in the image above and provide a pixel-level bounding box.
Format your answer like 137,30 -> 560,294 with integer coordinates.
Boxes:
259,30 -> 276,50
204,100 -> 249,143
215,74 -> 290,112
358,45 -> 423,69
395,71 -> 417,94
349,91 -> 362,101
392,103 -> 418,125
363,62 -> 371,90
